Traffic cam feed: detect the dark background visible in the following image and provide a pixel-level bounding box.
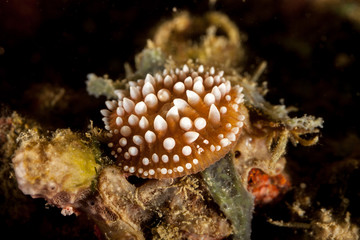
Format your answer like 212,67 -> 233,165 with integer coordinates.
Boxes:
1,0 -> 359,239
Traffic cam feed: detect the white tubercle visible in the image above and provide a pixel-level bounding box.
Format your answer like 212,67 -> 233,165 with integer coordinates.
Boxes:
142,82 -> 155,97
218,83 -> 227,97
180,117 -> 193,131
133,135 -> 144,145
130,86 -> 141,101
220,138 -> 231,147
154,115 -> 168,134
185,163 -> 192,169
184,76 -> 193,89
157,88 -> 171,102
193,81 -> 205,95
193,76 -> 203,83
116,117 -> 123,126
129,167 -> 135,173
186,90 -> 201,106
182,146 -> 192,156
208,104 -> 221,125
211,86 -> 222,102
139,116 -> 149,130
144,93 -> 158,109
204,93 -> 215,106
128,114 -> 139,126
144,74 -> 156,85
142,157 -> 149,166
198,65 -> 204,73
161,155 -> 169,163
194,117 -> 207,130
128,146 -> 139,156
163,137 -> 176,151
177,166 -> 184,173
227,132 -> 236,141
166,106 -> 180,122
204,76 -> 214,88
100,109 -> 111,117
173,155 -> 179,162
183,64 -> 189,73
161,168 -> 167,174
116,106 -> 125,116
114,90 -> 125,99
105,100 -> 117,110
173,82 -> 185,95
152,153 -> 159,163
120,126 -> 132,137
145,130 -> 156,144
210,66 -> 215,75
173,98 -> 189,111
183,131 -> 199,144
135,101 -> 147,115
123,98 -> 135,113
119,137 -> 127,147
225,80 -> 231,93
220,106 -> 227,114
163,75 -> 173,88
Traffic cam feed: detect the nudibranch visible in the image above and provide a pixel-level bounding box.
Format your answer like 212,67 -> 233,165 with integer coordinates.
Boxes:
101,64 -> 247,179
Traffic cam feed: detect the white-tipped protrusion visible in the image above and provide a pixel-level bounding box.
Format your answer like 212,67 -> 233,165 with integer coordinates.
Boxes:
227,132 -> 236,141
173,82 -> 185,95
152,153 -> 159,163
143,171 -> 149,177
139,116 -> 149,130
232,127 -> 240,134
154,115 -> 168,133
219,70 -> 224,77
134,101 -> 147,115
216,145 -> 221,151
185,163 -> 192,169
204,76 -> 214,88
142,157 -> 149,166
117,147 -> 122,153
194,117 -> 206,130
194,76 -> 203,83
144,93 -> 158,109
218,83 -> 227,97
119,137 -> 127,147
133,135 -> 144,146
183,64 -> 189,73
163,75 -> 173,88
123,98 -> 135,113
173,155 -> 180,162
145,130 -> 156,144
129,146 -> 139,156
220,138 -> 231,147
116,106 -> 125,116
184,76 -> 193,89
114,89 -> 125,99
157,88 -> 171,102
120,126 -> 131,137
239,115 -> 246,121
226,123 -> 232,129
225,80 -> 231,93
128,114 -> 139,126
211,86 -> 222,102
177,166 -> 184,173
105,125 -> 111,131
220,106 -> 227,114
130,86 -> 141,101
214,75 -> 221,85
166,106 -> 180,122
123,165 -> 129,171
208,104 -> 221,125
182,146 -> 192,156
161,168 -> 167,174
204,93 -> 215,106
186,90 -> 201,106
142,82 -> 155,97
116,117 -> 123,126
161,155 -> 169,163
210,66 -> 215,75
183,131 -> 199,144
149,169 -> 155,175
198,65 -> 204,73
102,117 -> 109,124
225,95 -> 231,102
193,81 -> 205,95
100,109 -> 111,117
180,117 -> 193,131
163,137 -> 176,151
144,74 -> 156,85
173,98 -> 189,111
138,168 -> 143,174
108,142 -> 114,147
105,100 -> 117,110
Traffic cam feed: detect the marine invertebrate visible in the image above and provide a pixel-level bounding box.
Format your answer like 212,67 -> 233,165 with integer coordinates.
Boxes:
101,64 -> 247,179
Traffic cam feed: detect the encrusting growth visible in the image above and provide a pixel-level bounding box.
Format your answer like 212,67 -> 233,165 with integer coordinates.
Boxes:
101,64 -> 247,179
